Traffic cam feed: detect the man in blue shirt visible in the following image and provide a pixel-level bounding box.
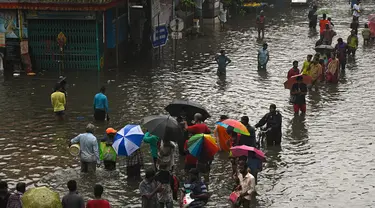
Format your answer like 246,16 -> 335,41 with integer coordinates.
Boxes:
93,86 -> 109,121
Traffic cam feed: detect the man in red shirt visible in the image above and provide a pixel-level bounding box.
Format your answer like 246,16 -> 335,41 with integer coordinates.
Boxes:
86,184 -> 110,208
287,61 -> 300,79
184,113 -> 211,134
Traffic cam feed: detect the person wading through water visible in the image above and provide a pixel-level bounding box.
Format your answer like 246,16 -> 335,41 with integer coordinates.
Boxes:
255,104 -> 282,146
93,86 -> 109,121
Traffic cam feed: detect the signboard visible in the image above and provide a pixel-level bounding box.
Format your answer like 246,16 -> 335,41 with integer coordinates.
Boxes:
5,39 -> 20,61
26,11 -> 96,20
170,18 -> 184,32
171,32 -> 182,39
152,25 -> 168,48
151,0 -> 161,17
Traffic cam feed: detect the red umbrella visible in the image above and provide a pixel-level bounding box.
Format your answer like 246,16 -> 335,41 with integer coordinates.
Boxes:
284,74 -> 312,89
230,145 -> 266,161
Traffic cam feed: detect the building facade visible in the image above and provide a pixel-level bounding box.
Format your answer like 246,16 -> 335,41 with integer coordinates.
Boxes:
0,0 -> 135,72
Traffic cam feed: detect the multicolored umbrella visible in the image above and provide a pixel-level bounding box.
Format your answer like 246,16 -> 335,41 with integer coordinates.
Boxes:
187,134 -> 219,158
22,187 -> 62,208
113,125 -> 144,156
230,145 -> 266,161
217,119 -> 250,136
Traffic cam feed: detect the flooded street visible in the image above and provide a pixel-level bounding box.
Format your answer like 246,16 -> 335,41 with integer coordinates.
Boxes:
1,0 -> 375,207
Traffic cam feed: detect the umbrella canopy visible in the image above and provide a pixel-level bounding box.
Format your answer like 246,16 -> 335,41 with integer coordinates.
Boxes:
316,8 -> 331,15
187,134 -> 219,158
230,145 -> 266,161
284,74 -> 312,89
142,115 -> 183,142
22,187 -> 62,208
165,99 -> 211,121
217,119 -> 250,136
315,44 -> 334,51
369,14 -> 375,23
113,125 -> 144,156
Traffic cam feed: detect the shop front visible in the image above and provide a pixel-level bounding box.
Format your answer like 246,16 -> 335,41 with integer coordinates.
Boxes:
26,11 -> 101,71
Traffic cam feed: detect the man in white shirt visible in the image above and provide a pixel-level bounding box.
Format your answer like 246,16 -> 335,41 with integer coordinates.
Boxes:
236,160 -> 256,207
352,0 -> 361,21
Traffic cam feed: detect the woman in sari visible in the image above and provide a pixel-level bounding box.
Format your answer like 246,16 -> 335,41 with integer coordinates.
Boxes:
309,56 -> 323,86
326,53 -> 340,83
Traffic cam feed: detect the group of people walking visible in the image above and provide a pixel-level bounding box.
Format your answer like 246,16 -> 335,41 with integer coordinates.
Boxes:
286,0 -> 372,115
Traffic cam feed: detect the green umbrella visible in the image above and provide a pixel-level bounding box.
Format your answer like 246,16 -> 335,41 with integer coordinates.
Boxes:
317,8 -> 331,15
22,187 -> 62,208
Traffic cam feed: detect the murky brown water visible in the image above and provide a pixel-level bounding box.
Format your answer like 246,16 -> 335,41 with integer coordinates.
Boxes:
1,0 -> 375,207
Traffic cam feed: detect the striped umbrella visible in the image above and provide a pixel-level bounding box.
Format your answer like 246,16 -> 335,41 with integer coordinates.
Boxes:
112,124 -> 144,156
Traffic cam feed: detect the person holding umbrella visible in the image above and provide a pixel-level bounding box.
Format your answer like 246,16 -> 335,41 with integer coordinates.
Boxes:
126,149 -> 144,180
239,116 -> 256,147
100,128 -> 117,171
214,115 -> 231,151
143,131 -> 160,170
184,113 -> 211,135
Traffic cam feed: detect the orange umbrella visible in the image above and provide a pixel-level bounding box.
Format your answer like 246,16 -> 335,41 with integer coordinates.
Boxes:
284,74 -> 312,89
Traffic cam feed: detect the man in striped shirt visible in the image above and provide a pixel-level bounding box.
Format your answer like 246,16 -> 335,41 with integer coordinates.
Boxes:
182,168 -> 209,208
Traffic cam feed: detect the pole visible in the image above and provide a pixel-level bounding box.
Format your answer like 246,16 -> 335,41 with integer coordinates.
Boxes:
18,10 -> 22,40
174,18 -> 178,68
96,12 -> 101,72
158,13 -> 161,60
116,7 -> 119,69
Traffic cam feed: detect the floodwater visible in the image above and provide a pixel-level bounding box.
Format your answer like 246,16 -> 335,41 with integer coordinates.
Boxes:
1,0 -> 375,207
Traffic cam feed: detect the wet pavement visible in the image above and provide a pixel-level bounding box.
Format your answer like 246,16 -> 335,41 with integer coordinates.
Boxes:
1,0 -> 375,207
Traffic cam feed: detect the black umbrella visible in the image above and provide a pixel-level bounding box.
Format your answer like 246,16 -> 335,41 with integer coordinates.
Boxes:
314,44 -> 334,51
165,99 -> 211,121
142,115 -> 183,142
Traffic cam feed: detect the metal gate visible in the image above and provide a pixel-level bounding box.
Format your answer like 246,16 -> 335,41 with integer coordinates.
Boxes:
28,19 -> 98,71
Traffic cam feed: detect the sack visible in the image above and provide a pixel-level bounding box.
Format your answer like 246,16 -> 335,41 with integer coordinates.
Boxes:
182,193 -> 194,208
229,191 -> 240,204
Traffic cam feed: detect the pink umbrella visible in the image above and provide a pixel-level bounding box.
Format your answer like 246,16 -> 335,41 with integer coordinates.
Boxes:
230,145 -> 266,161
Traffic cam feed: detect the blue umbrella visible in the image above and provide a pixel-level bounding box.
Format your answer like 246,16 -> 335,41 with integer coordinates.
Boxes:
112,125 -> 144,156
